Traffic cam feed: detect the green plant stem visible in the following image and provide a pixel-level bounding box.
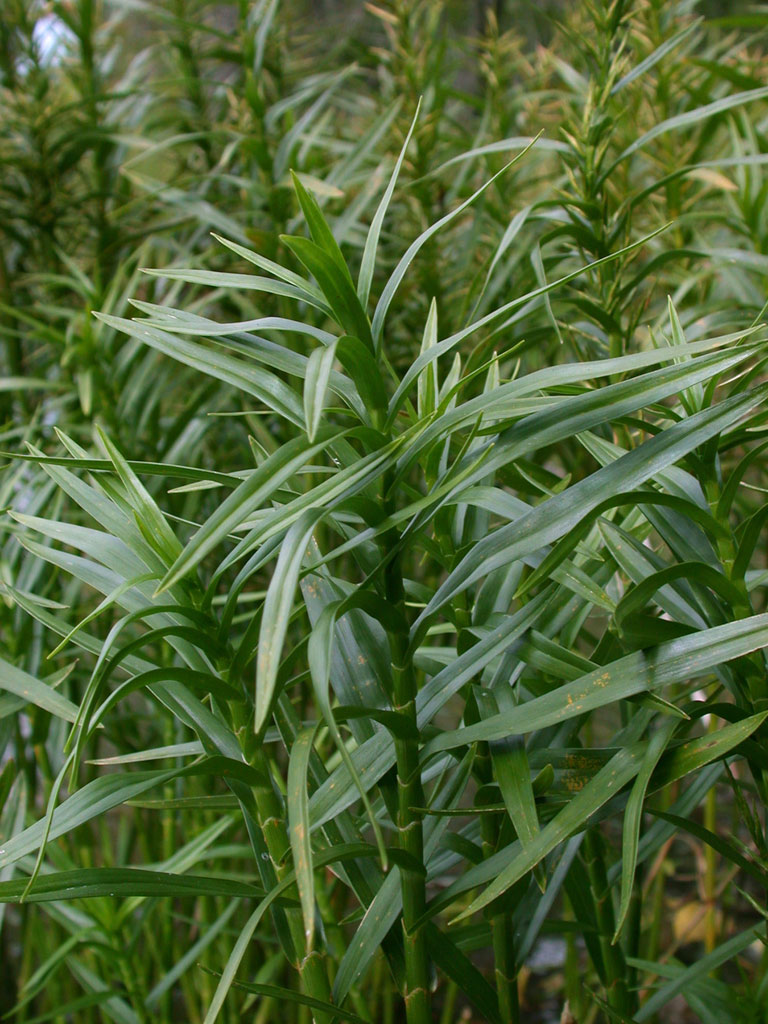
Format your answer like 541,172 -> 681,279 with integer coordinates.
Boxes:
582,828 -> 630,1016
116,932 -> 152,1024
231,697 -> 334,1024
252,746 -> 334,1023
385,542 -> 431,1024
703,728 -> 718,953
0,246 -> 27,416
438,979 -> 458,1024
77,0 -> 113,298
475,724 -> 519,1023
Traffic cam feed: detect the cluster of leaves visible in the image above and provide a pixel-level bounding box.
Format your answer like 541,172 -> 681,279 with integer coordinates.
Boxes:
3,1 -> 768,1022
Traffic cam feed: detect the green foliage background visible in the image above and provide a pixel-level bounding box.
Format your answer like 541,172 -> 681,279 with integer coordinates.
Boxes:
3,1 -> 768,1022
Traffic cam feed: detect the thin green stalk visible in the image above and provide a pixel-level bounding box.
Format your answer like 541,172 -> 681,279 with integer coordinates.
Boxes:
475,727 -> 518,1023
230,697 -> 334,1024
582,828 -> 630,1017
385,542 -> 431,1024
116,934 -> 152,1024
253,747 -> 334,1022
703,733 -> 718,953
438,979 -> 458,1024
77,0 -> 113,297
564,892 -> 583,1020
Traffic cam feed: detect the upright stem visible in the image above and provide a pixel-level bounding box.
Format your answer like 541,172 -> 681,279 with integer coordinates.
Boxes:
582,828 -> 630,1016
385,541 -> 431,1024
474,694 -> 519,1024
0,246 -> 27,418
480,811 -> 519,1022
232,699 -> 334,1023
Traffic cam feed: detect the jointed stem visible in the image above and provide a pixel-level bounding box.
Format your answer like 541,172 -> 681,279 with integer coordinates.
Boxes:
232,699 -> 334,1023
583,828 -> 631,1015
386,545 -> 431,1024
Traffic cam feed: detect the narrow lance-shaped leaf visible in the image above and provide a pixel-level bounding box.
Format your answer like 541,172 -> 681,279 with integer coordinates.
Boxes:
211,232 -> 327,299
357,99 -> 421,307
633,926 -> 763,1021
0,658 -> 79,724
423,614 -> 768,757
610,19 -> 700,94
0,765 -> 184,871
480,687 -> 545,891
205,976 -> 369,1024
307,600 -> 388,867
371,140 -> 539,349
387,226 -> 669,422
416,385 -> 767,630
613,718 -> 678,943
96,426 -> 182,565
304,339 -> 339,442
290,169 -> 353,282
308,591 -> 552,831
94,314 -> 305,426
450,711 -> 768,924
288,726 -> 319,952
613,562 -> 745,636
452,743 -> 647,923
0,869 -> 267,903
202,843 -> 379,1024
610,83 -> 768,170
282,234 -> 373,349
159,432 -> 336,594
256,510 -> 324,735
417,298 -> 439,419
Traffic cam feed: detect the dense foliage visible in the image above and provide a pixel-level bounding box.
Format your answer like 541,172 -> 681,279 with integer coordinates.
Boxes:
2,1 -> 768,1021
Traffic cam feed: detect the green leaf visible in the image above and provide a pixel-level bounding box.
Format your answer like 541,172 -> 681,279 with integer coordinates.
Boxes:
0,657 -> 79,724
647,810 -> 766,885
357,99 -> 421,307
95,426 -> 182,565
206,976 -> 369,1024
0,868 -> 266,903
290,169 -> 353,283
633,927 -> 763,1020
613,718 -> 678,943
613,563 -> 745,636
335,335 -> 387,413
417,384 -> 766,627
612,84 -> 768,170
650,712 -> 768,791
307,600 -> 388,866
282,234 -> 373,349
426,923 -> 502,1024
211,233 -> 327,299
304,339 -> 339,442
256,510 -> 323,734
93,315 -> 305,426
203,843 -> 380,1024
159,433 -> 334,594
417,298 -> 439,419
371,142 -> 538,348
387,227 -> 671,421
0,767 -> 184,871
424,616 -> 768,757
610,20 -> 700,94
146,902 -> 240,1008
308,592 -> 551,831
140,266 -> 331,314
287,726 -> 319,952
452,744 -> 645,922
517,495 -> 728,604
